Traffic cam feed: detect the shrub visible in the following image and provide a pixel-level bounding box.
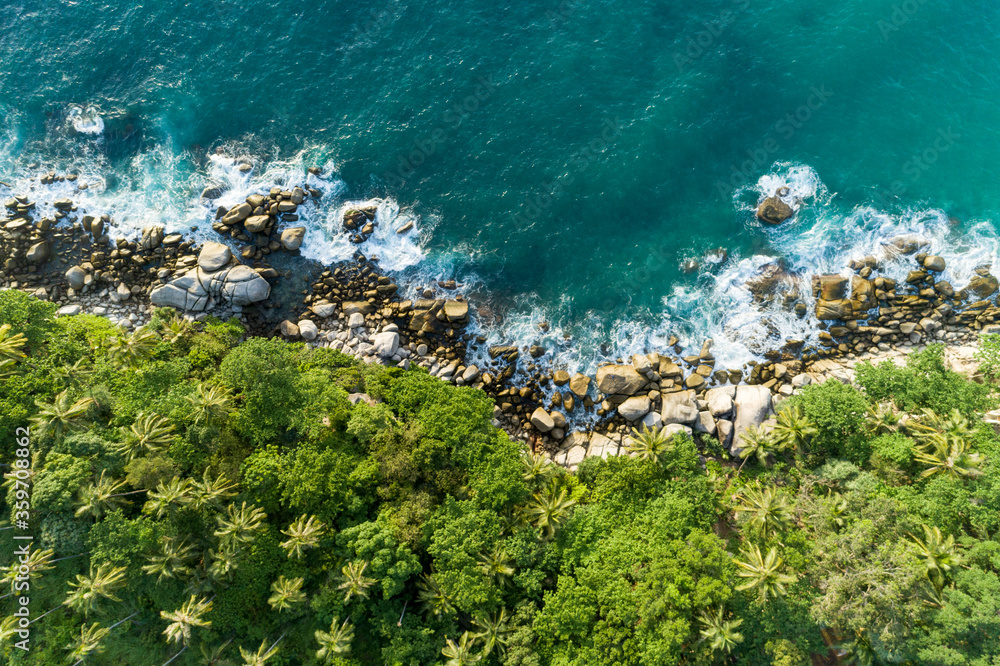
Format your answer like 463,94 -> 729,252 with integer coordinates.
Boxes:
975,333 -> 1000,382
869,433 -> 916,482
856,344 -> 992,416
784,381 -> 870,466
219,337 -> 304,446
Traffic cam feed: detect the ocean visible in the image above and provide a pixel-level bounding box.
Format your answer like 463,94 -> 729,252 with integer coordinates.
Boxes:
3,0 -> 1000,373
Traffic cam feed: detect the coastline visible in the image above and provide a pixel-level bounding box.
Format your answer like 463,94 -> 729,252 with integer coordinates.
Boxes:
3,169 -> 999,467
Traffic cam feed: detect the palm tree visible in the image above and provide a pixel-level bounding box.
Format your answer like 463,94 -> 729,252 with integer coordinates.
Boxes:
239,636 -> 283,665
160,316 -> 193,345
736,425 -> 779,470
142,537 -> 197,582
189,470 -> 237,512
734,544 -> 797,603
338,560 -> 376,603
866,402 -> 901,436
188,383 -> 233,427
477,545 -> 515,588
624,424 -> 673,464
279,514 -> 327,560
109,326 -> 160,367
441,632 -> 482,666
145,477 -> 194,519
914,441 -> 984,481
0,324 -> 27,360
0,324 -> 27,378
65,622 -> 109,664
417,574 -> 455,618
161,595 -> 213,646
910,408 -> 975,450
315,617 -> 354,663
205,543 -> 242,585
268,576 -> 306,612
51,358 -> 95,390
771,406 -> 817,454
30,390 -> 95,442
114,412 -> 175,461
909,524 -> 964,591
0,615 -> 20,644
521,451 -> 555,488
697,606 -> 744,655
733,483 -> 793,541
1,547 -> 54,591
76,470 -> 143,519
525,484 -> 577,539
64,563 -> 128,616
472,608 -> 511,657
214,502 -> 267,547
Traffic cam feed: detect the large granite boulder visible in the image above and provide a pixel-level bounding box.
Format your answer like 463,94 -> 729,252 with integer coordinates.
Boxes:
617,395 -> 651,421
596,364 -> 646,395
198,242 -> 232,272
732,385 -> 773,456
661,390 -> 699,424
280,226 -> 306,251
150,264 -> 270,311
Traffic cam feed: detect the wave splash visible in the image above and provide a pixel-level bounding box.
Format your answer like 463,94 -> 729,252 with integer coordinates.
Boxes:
2,112 -> 996,382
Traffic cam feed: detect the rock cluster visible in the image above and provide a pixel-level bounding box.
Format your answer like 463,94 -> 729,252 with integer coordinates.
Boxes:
211,187 -> 311,262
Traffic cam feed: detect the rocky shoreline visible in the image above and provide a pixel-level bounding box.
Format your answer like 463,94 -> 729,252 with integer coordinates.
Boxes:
3,172 -> 999,470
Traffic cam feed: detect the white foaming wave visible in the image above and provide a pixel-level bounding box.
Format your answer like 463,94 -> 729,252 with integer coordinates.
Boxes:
750,162 -> 825,212
67,105 -> 105,135
298,198 -> 426,272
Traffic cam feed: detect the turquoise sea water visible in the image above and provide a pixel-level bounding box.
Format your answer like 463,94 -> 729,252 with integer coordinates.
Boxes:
3,0 -> 1000,369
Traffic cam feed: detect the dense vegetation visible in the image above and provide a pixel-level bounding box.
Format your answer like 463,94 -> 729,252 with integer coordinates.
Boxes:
1,289 -> 999,665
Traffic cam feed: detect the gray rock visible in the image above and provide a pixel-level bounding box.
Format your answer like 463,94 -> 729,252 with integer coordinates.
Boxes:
695,410 -> 717,435
26,241 -> 49,263
311,302 -> 336,318
661,390 -> 699,424
617,395 -> 651,421
641,411 -> 663,430
462,365 -> 480,382
244,215 -> 269,233
631,354 -> 652,374
596,364 -> 646,395
150,264 -> 269,311
280,226 -> 306,251
298,320 -> 318,341
717,419 -> 734,447
791,373 -> 812,388
920,317 -> 941,333
280,320 -> 300,337
116,283 -> 132,301
587,433 -> 616,459
732,385 -> 773,455
222,203 -> 252,225
705,386 -> 735,417
372,331 -> 400,358
348,312 -> 365,328
530,407 -> 555,433
663,423 -> 693,438
65,266 -> 86,291
139,225 -> 165,250
569,373 -> 591,397
198,242 -> 232,272
56,304 -> 81,316
923,255 -> 946,272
